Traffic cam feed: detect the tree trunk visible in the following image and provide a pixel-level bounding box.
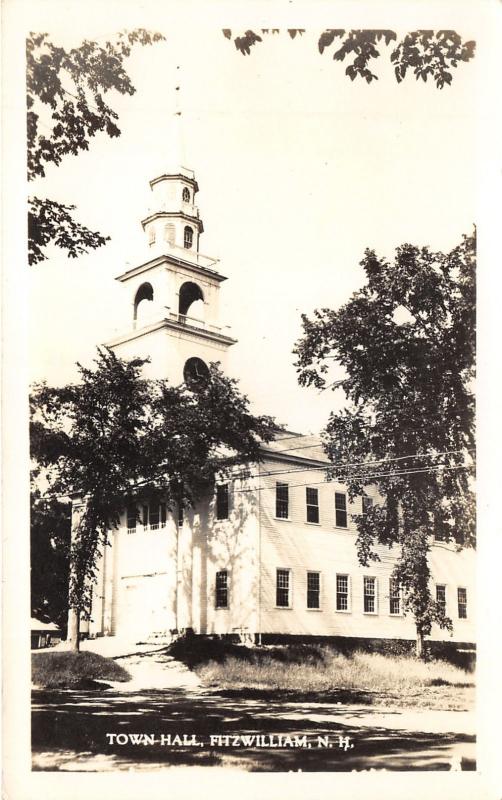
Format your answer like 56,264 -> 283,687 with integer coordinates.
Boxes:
416,629 -> 425,660
67,607 -> 80,651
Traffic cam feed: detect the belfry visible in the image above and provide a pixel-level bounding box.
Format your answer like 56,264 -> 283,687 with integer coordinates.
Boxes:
106,166 -> 236,384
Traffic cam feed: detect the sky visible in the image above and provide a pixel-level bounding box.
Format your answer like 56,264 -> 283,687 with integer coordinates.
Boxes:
27,5 -> 479,434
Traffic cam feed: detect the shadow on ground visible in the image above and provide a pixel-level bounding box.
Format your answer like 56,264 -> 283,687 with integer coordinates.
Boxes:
32,688 -> 475,772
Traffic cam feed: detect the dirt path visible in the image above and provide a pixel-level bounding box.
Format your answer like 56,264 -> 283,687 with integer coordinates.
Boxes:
32,686 -> 475,772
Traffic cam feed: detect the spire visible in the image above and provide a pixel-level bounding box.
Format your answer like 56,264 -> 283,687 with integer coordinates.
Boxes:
165,62 -> 187,173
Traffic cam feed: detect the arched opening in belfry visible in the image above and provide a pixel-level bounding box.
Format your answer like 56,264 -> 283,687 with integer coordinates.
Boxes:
134,282 -> 154,326
178,281 -> 204,322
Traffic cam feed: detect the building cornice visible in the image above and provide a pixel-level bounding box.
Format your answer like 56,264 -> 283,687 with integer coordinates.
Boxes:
141,211 -> 204,234
150,173 -> 199,193
105,317 -> 237,349
258,448 -> 329,468
115,254 -> 227,284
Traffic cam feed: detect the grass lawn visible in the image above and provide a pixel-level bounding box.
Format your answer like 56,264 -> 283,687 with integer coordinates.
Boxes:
32,650 -> 131,689
169,639 -> 474,711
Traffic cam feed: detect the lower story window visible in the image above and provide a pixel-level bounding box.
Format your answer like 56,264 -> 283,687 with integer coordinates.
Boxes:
336,574 -> 350,611
436,584 -> 446,616
364,576 -> 377,613
457,587 -> 467,619
389,578 -> 401,615
307,571 -> 320,609
215,570 -> 228,608
276,568 -> 291,607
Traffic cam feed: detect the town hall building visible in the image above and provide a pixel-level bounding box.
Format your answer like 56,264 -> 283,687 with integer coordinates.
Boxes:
79,166 -> 475,650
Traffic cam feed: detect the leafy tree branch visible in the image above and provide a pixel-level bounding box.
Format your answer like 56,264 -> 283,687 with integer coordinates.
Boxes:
223,28 -> 475,88
27,29 -> 165,264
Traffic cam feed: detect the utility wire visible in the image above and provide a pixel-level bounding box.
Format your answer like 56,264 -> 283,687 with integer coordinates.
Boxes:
235,448 -> 475,483
229,463 -> 474,495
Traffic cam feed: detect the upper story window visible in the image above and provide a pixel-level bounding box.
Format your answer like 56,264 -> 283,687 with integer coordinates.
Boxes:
215,570 -> 228,608
436,584 -> 446,615
363,576 -> 378,613
276,568 -> 291,608
457,587 -> 467,619
216,484 -> 229,520
126,505 -> 137,534
307,572 -> 320,609
276,482 -> 289,519
182,187 -> 191,203
389,578 -> 401,615
184,226 -> 193,249
306,487 -> 319,523
139,501 -> 167,531
362,495 -> 373,515
335,492 -> 347,528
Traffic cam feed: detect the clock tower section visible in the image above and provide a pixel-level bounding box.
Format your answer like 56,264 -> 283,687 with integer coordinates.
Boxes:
106,166 -> 236,384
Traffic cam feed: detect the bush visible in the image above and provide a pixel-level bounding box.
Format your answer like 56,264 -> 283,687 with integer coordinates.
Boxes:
32,650 -> 130,689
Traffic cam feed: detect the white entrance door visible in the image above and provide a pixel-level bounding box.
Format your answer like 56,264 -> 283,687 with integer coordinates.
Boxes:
116,573 -> 172,640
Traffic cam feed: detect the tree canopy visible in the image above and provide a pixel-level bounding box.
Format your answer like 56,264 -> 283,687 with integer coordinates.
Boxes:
27,29 -> 164,265
295,231 -> 475,653
30,349 -> 277,628
223,28 -> 475,88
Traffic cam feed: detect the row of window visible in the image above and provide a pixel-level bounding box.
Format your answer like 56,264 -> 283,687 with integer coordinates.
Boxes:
277,483 -> 372,527
213,568 -> 468,619
148,224 -> 194,249
126,490 -> 228,533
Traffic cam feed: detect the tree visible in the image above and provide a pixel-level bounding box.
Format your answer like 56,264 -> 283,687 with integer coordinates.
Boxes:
30,480 -> 71,633
27,29 -> 164,265
30,348 -> 277,649
223,28 -> 475,88
295,232 -> 475,657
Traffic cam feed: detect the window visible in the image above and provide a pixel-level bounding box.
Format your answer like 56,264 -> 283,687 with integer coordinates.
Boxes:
164,223 -> 175,246
216,484 -> 229,520
457,587 -> 467,619
389,578 -> 401,615
142,504 -> 149,528
126,505 -> 136,534
182,187 -> 190,203
364,576 -> 377,613
160,503 -> 167,527
436,584 -> 446,615
307,572 -> 320,609
184,226 -> 193,249
335,492 -> 347,527
276,569 -> 291,608
362,496 -> 373,515
149,503 -> 160,530
306,487 -> 319,523
336,574 -> 350,611
276,482 -> 289,519
215,570 -> 228,608
178,504 -> 184,527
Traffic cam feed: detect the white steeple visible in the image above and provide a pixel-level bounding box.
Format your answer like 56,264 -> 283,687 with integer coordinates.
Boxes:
105,163 -> 236,384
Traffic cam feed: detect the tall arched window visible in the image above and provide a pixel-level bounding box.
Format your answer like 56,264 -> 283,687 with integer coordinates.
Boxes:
133,282 -> 154,324
184,226 -> 193,249
182,187 -> 190,203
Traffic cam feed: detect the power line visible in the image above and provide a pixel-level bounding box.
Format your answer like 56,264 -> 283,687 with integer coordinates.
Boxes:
236,448 -> 475,483
230,463 -> 474,495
